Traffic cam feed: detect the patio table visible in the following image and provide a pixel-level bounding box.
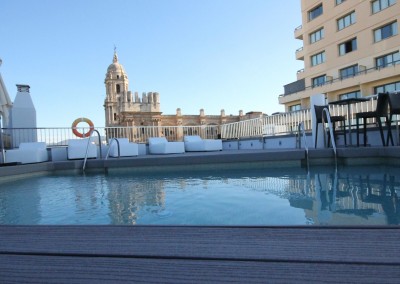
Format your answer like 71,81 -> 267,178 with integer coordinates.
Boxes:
329,97 -> 371,146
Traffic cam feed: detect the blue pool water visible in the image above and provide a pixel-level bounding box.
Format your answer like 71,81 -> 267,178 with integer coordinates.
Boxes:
0,165 -> 399,225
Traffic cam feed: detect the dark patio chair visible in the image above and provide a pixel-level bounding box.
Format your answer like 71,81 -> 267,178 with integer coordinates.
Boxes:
356,92 -> 389,147
314,105 -> 346,148
386,91 -> 400,146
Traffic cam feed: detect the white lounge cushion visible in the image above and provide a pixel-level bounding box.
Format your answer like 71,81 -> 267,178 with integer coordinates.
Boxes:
184,135 -> 222,152
5,142 -> 48,164
67,139 -> 97,160
148,137 -> 185,154
108,138 -> 138,157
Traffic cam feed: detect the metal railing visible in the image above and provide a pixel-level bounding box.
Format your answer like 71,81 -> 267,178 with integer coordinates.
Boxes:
282,60 -> 400,97
105,138 -> 120,160
220,98 -> 384,140
0,113 -> 4,164
297,122 -> 309,170
0,98 -> 397,148
322,108 -> 337,163
220,108 -> 313,139
0,124 -> 221,148
83,129 -> 102,172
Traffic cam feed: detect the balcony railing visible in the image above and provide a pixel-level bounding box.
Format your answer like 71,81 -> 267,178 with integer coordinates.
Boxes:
282,60 -> 400,96
295,47 -> 304,53
294,25 -> 303,32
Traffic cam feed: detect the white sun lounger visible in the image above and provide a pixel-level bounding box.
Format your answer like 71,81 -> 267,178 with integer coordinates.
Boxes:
148,137 -> 185,154
108,138 -> 138,157
184,135 -> 222,152
5,142 -> 48,164
67,139 -> 97,160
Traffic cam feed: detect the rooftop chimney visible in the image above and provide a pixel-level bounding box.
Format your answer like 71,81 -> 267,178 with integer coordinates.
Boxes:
16,84 -> 30,93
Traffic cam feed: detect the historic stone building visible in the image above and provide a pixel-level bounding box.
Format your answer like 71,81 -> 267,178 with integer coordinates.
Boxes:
104,51 -> 262,132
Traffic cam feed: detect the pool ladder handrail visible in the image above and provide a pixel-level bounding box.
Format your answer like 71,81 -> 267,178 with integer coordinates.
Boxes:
0,114 -> 5,164
296,122 -> 309,171
82,129 -> 102,172
104,138 -> 121,160
321,107 -> 338,165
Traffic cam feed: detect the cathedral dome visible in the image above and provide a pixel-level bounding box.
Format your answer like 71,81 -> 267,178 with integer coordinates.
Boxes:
106,51 -> 127,78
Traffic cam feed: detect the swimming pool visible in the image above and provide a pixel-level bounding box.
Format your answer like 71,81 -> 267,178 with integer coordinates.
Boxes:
0,164 -> 399,225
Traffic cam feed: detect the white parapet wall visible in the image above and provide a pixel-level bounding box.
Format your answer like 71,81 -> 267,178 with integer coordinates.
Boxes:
222,141 -> 239,150
238,139 -> 263,150
263,135 -> 298,149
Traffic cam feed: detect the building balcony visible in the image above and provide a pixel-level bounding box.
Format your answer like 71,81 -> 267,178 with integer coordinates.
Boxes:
294,25 -> 303,40
279,62 -> 400,105
282,79 -> 305,98
295,47 -> 304,60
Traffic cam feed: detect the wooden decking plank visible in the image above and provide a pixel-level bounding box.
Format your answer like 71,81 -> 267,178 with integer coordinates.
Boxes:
1,226 -> 399,264
1,254 -> 399,284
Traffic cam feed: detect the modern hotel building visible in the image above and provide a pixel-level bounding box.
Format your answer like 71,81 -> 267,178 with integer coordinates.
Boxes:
279,0 -> 400,112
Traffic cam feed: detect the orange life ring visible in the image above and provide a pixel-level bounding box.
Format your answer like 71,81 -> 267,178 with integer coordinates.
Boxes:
72,117 -> 94,138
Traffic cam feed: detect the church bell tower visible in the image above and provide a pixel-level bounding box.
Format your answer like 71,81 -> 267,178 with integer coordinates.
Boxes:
104,49 -> 129,126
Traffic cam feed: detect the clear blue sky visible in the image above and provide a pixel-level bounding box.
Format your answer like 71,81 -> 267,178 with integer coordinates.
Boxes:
1,0 -> 303,127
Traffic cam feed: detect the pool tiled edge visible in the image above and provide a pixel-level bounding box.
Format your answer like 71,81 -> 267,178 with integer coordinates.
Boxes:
1,147 -> 400,180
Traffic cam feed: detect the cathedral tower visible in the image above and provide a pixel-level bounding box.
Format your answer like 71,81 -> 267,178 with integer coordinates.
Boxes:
104,50 -> 161,128
104,50 -> 129,126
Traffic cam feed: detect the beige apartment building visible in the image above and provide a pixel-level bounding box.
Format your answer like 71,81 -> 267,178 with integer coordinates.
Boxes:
279,0 -> 400,111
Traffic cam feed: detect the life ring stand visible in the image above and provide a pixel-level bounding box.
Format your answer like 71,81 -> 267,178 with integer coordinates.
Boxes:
72,118 -> 94,138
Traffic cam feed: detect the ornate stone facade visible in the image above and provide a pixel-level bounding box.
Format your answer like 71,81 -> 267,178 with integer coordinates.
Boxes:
104,51 -> 262,131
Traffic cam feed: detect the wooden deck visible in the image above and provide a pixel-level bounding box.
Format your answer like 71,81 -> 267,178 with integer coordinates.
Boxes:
1,226 -> 399,283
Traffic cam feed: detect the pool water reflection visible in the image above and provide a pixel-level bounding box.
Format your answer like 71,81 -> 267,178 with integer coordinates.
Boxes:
0,165 -> 399,225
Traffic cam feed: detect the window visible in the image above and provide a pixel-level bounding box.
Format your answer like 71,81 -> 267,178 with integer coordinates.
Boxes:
337,11 -> 356,31
374,22 -> 398,42
311,51 -> 326,66
339,38 -> 357,56
289,104 -> 301,112
376,51 -> 400,68
116,84 -> 121,94
339,91 -> 360,100
374,81 -> 400,93
113,113 -> 117,121
372,0 -> 396,14
312,75 -> 326,87
336,0 -> 346,5
340,65 -> 359,79
310,28 -> 324,44
309,4 -> 323,21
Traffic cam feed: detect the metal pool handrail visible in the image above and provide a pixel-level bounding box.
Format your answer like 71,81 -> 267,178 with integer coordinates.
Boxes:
297,122 -> 309,171
0,113 -> 4,164
321,108 -> 337,165
104,138 -> 120,160
83,129 -> 102,172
